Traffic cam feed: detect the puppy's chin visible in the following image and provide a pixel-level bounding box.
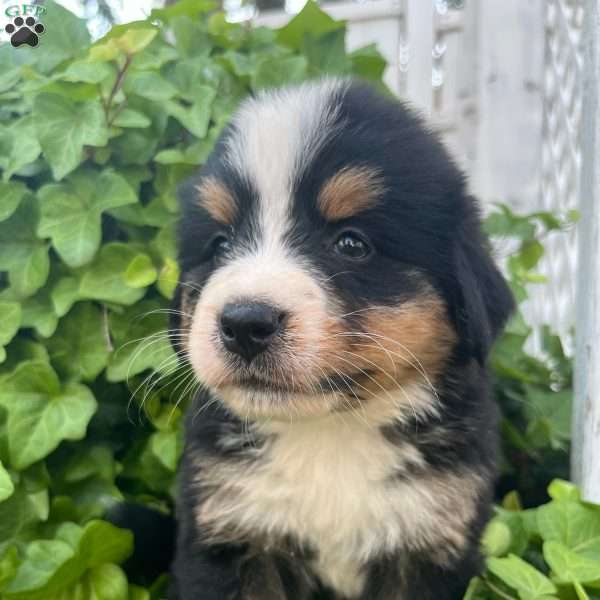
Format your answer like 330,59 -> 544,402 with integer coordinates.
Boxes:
215,384 -> 342,421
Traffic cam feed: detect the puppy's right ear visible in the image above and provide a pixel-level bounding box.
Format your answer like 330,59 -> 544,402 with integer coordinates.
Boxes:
451,200 -> 515,364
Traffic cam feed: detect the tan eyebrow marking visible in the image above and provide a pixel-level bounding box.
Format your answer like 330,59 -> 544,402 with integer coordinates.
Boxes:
317,166 -> 385,221
196,177 -> 238,225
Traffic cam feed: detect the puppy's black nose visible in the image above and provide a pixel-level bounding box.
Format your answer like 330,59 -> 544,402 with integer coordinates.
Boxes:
219,302 -> 286,362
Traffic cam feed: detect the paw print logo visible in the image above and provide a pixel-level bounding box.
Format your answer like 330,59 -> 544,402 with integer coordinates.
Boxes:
5,16 -> 45,48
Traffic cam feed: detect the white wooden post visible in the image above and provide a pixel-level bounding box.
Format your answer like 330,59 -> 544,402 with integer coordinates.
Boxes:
572,0 -> 600,502
404,0 -> 433,116
470,0 -> 545,212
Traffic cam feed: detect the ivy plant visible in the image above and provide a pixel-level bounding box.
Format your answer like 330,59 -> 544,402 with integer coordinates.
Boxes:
0,1 -> 385,597
469,480 -> 600,600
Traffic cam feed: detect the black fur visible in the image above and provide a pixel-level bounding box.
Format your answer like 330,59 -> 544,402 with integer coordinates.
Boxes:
161,80 -> 514,599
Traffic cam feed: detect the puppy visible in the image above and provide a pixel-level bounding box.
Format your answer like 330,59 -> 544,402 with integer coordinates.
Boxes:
169,79 -> 514,600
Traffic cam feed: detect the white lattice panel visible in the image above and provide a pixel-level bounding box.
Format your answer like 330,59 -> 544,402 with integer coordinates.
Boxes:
526,0 -> 583,351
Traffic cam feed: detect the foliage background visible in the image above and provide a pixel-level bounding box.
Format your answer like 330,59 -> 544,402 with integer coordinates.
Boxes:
0,1 -> 596,599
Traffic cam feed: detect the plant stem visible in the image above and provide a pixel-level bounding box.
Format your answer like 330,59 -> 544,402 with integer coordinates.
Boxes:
482,578 -> 519,600
105,54 -> 133,124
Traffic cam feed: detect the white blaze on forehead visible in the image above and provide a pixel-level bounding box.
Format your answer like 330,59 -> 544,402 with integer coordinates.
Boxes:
188,81 -> 349,397
225,79 -> 347,249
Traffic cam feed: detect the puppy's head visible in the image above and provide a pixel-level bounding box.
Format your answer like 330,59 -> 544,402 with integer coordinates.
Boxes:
173,80 -> 513,421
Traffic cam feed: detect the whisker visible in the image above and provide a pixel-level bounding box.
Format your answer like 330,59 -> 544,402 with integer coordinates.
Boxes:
331,331 -> 439,400
337,349 -> 420,423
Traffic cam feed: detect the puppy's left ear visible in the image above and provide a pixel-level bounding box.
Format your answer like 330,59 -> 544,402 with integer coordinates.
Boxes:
452,204 -> 515,364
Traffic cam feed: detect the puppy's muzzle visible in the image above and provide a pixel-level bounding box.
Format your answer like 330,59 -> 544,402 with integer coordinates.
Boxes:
219,301 -> 287,363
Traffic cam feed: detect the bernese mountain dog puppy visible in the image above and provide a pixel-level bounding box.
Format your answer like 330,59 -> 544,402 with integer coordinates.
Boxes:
168,79 -> 514,600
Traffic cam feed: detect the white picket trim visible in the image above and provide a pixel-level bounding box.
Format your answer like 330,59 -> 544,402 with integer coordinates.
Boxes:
573,0 -> 600,502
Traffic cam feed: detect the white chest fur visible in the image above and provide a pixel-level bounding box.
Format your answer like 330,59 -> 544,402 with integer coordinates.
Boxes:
197,402 -> 479,599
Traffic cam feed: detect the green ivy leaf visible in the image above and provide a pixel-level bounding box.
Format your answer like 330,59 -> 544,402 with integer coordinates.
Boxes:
537,499 -> 600,559
463,577 -> 487,600
131,40 -> 179,70
277,0 -> 343,51
51,277 -> 80,318
47,303 -> 111,381
123,254 -> 158,288
128,585 -> 150,600
0,303 -> 21,349
20,289 -> 60,338
60,60 -> 116,84
481,520 -> 512,558
484,205 -> 537,240
61,445 -> 117,485
207,14 -> 244,50
157,257 -> 179,299
165,88 -> 216,138
32,0 -> 91,73
154,139 -> 214,165
548,479 -> 581,502
0,546 -> 19,590
4,520 -> 132,598
77,521 -> 133,568
38,169 -> 137,267
0,460 -> 14,502
524,388 -> 572,450
0,339 -> 49,375
349,44 -> 387,82
108,196 -> 172,227
33,94 -> 109,181
484,508 -> 529,558
166,57 -> 217,100
3,539 -> 75,598
88,563 -> 128,600
150,429 -> 182,472
519,240 -> 545,269
304,29 -> 351,75
0,485 -> 50,549
112,109 -> 151,129
0,361 -> 97,469
251,55 -> 308,90
124,71 -> 178,102
487,554 -> 558,599
0,196 -> 50,298
112,28 -> 158,55
78,243 -> 151,305
0,182 -> 28,222
544,541 -> 600,586
110,100 -> 168,166
121,436 -> 174,495
0,59 -> 20,94
0,116 -> 42,182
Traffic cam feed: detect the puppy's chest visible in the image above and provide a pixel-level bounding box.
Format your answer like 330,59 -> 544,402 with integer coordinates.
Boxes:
197,418 -> 428,597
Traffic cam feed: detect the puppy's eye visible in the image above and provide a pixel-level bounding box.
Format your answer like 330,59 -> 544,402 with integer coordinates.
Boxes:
334,231 -> 371,260
210,234 -> 231,259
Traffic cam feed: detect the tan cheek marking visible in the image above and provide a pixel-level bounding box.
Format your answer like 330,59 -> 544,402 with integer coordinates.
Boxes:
362,295 -> 456,379
320,295 -> 456,396
317,166 -> 385,221
196,177 -> 237,225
